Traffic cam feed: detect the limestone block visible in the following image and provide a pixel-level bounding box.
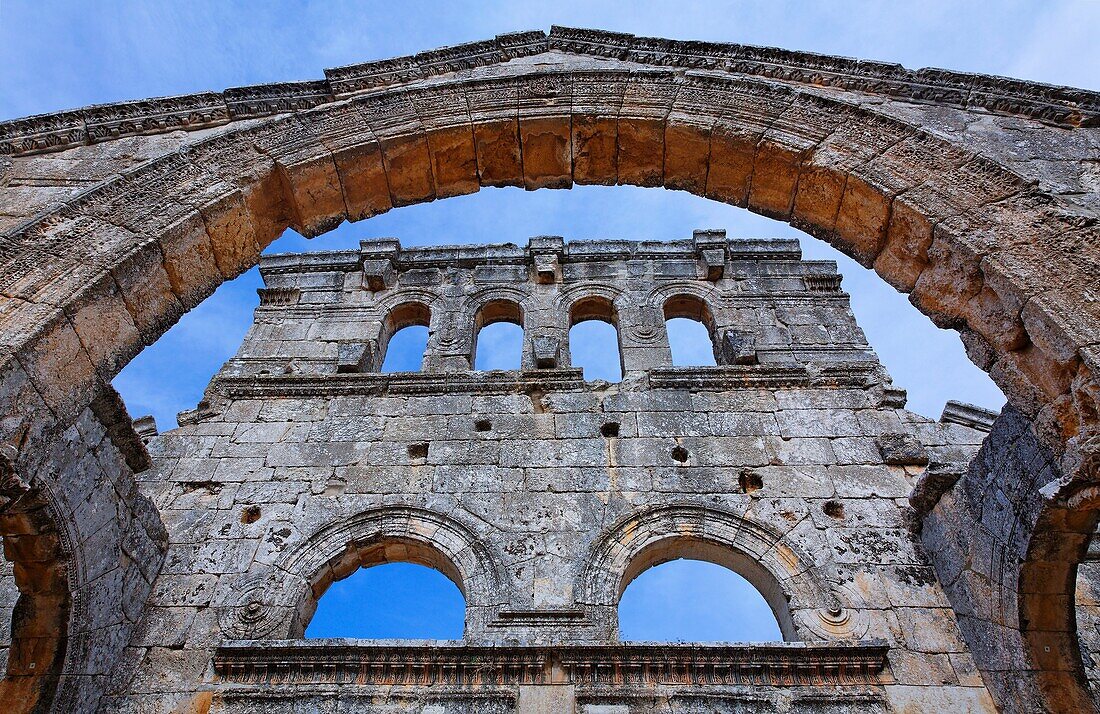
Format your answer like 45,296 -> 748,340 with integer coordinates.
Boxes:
876,432 -> 930,466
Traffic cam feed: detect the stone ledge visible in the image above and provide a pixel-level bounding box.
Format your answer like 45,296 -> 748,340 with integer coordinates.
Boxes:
215,640 -> 889,687
212,363 -> 882,399
649,364 -> 880,391
939,400 -> 999,432
213,369 -> 587,398
256,237 -> 811,276
547,25 -> 1100,127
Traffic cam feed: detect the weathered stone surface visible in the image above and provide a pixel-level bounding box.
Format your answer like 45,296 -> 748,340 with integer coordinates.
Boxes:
1,26 -> 1100,714
39,235 -> 993,713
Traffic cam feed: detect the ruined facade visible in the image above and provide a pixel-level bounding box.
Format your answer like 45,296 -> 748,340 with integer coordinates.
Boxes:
1,26 -> 1100,714
130,233 -> 1005,711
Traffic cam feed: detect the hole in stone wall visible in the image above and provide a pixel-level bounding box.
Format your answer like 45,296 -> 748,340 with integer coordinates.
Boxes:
601,422 -> 620,438
619,559 -> 782,642
474,322 -> 523,370
305,562 -> 465,640
739,470 -> 763,494
240,505 -> 261,523
670,446 -> 689,464
408,443 -> 429,459
474,419 -> 492,432
527,388 -> 548,414
666,317 -> 718,367
823,500 -> 845,519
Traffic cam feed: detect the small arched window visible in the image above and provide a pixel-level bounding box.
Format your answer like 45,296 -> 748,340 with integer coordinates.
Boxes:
619,559 -> 782,642
299,539 -> 466,640
663,295 -> 717,367
306,563 -> 465,639
617,537 -> 791,642
473,300 -> 523,371
379,302 -> 430,373
569,296 -> 623,382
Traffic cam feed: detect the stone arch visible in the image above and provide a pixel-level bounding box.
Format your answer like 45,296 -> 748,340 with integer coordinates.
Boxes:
578,504 -> 861,643
218,506 -> 506,641
0,29 -> 1098,712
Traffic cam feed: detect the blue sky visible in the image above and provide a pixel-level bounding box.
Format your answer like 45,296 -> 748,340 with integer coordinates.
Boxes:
3,0 -> 1095,641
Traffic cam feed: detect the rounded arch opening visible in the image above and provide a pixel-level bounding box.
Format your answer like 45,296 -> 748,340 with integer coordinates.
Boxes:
295,536 -> 468,640
0,487 -> 70,714
3,51 -> 1094,712
378,302 -> 431,373
618,536 -> 795,642
568,295 -> 623,382
663,294 -> 719,367
472,299 -> 524,371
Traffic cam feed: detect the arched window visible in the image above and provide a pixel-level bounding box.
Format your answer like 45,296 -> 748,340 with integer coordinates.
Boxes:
299,538 -> 466,640
619,559 -> 782,642
663,295 -> 717,367
306,563 -> 465,639
379,302 -> 430,373
569,296 -> 623,382
617,537 -> 792,642
473,300 -> 523,371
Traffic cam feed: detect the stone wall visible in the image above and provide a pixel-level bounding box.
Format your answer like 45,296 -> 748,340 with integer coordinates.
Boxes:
0,389 -> 167,714
1,27 -> 1099,714
92,236 -> 1001,712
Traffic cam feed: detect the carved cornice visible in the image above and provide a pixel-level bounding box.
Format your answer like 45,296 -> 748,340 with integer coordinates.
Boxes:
256,287 -> 301,307
256,238 -> 816,278
939,400 -> 999,432
3,27 -> 1097,157
214,641 -> 888,687
213,369 -> 587,398
649,363 -> 880,390
546,26 -> 1100,127
213,363 -> 882,399
325,31 -> 548,96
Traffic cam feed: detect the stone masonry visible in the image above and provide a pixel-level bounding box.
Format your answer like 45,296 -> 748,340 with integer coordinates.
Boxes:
73,232 -> 1003,712
2,26 -> 1100,714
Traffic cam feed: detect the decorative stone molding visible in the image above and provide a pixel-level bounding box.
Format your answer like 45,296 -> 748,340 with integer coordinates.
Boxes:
213,369 -> 587,398
546,26 -> 1100,126
256,287 -> 301,307
578,504 -> 864,642
489,609 -> 588,628
4,25 -> 1096,158
214,641 -> 889,687
218,506 -> 509,640
648,363 -> 879,390
940,400 -> 1000,432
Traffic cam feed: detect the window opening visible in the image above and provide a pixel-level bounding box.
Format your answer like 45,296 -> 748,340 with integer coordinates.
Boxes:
619,558 -> 782,642
569,296 -> 622,382
305,562 -> 465,640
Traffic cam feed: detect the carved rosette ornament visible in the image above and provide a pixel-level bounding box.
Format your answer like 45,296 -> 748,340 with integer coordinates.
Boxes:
218,572 -> 306,640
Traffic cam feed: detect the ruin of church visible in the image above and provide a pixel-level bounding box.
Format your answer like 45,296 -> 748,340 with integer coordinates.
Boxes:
2,25 -> 1100,714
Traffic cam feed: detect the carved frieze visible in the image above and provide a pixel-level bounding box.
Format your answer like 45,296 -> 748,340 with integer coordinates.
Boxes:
215,642 -> 888,687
